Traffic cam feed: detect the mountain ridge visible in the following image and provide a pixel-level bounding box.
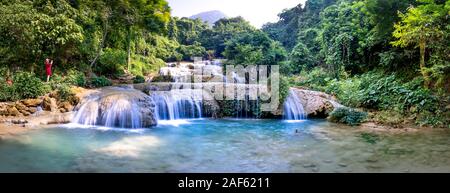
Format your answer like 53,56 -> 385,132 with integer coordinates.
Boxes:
189,10 -> 227,26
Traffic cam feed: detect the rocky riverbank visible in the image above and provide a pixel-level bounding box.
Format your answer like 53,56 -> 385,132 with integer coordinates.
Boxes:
0,112 -> 73,138
288,87 -> 343,118
0,87 -> 94,138
0,82 -> 439,138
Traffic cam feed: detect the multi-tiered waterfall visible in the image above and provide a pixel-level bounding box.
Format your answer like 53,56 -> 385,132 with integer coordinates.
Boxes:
71,61 -> 316,128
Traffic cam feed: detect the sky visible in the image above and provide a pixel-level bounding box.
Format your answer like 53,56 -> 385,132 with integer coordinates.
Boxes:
167,0 -> 306,28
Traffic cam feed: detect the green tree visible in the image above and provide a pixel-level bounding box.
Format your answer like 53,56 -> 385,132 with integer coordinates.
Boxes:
201,17 -> 257,58
169,17 -> 209,45
0,0 -> 83,74
319,0 -> 372,77
177,42 -> 206,61
107,0 -> 170,70
288,43 -> 313,74
223,31 -> 286,66
392,0 -> 449,87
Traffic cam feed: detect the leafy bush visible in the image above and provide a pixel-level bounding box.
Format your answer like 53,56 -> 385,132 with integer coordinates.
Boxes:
356,72 -> 438,114
130,55 -> 166,76
0,81 -> 15,101
133,75 -> 146,84
55,84 -> 74,101
371,111 -> 404,126
89,76 -> 112,88
279,76 -> 290,104
12,72 -> 49,99
288,42 -> 313,74
295,69 -> 446,126
97,48 -> 127,76
324,78 -> 361,107
415,111 -> 449,128
65,70 -> 86,87
294,67 -> 331,90
177,42 -> 206,61
328,107 -> 368,126
151,75 -> 174,83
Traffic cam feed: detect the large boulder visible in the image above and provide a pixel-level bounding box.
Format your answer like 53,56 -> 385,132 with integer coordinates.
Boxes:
21,99 -> 43,107
28,107 -> 38,114
136,96 -> 157,128
58,102 -> 74,113
7,106 -> 22,116
203,99 -> 220,118
15,102 -> 28,111
0,103 -> 8,116
289,88 -> 343,118
43,96 -> 58,112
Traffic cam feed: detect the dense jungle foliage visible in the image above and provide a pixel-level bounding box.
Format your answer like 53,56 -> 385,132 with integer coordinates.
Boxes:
0,0 -> 449,127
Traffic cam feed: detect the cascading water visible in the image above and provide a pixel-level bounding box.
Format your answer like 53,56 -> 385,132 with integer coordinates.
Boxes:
283,89 -> 307,120
151,90 -> 203,121
72,87 -> 156,128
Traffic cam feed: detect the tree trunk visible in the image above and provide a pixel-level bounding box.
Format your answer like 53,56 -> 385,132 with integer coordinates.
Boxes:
91,19 -> 108,68
419,38 -> 430,88
127,26 -> 132,71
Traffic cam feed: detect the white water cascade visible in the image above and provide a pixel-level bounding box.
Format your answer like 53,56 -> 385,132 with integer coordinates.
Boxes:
72,87 -> 155,128
283,89 -> 307,120
151,90 -> 203,121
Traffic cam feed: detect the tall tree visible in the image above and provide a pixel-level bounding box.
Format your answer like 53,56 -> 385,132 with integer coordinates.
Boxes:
107,0 -> 170,70
201,17 -> 256,57
392,0 -> 449,87
0,0 -> 83,74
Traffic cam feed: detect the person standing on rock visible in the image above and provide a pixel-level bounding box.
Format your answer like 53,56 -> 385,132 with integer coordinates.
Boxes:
45,58 -> 53,82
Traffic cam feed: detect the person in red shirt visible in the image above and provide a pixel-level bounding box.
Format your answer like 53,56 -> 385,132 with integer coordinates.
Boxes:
45,58 -> 53,82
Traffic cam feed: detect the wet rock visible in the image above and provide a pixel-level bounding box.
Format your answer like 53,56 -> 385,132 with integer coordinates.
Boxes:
19,110 -> 31,116
288,88 -> 343,118
366,158 -> 378,163
15,102 -> 29,112
28,107 -> 37,114
0,103 -> 8,116
43,97 -> 58,112
33,112 -> 73,125
7,106 -> 22,116
138,96 -> 157,127
203,99 -> 220,118
12,119 -> 27,124
59,102 -> 74,112
21,99 -> 43,107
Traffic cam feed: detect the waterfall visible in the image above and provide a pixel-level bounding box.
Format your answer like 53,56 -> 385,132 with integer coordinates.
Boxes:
72,95 -> 143,128
283,89 -> 307,120
151,90 -> 203,121
102,98 -> 142,128
231,72 -> 245,84
72,87 -> 154,129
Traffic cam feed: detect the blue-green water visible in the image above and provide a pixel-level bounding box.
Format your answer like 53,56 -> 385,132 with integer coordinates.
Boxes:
1,119 -> 450,172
